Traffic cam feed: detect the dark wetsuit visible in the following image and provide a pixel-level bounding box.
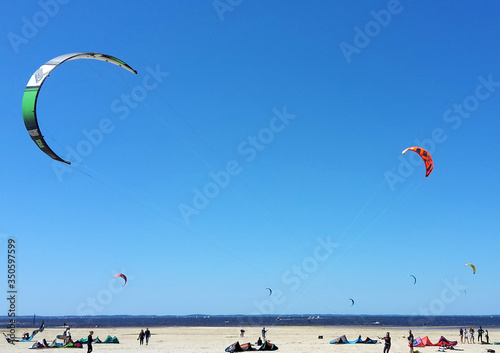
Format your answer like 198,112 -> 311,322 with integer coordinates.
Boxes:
408,333 -> 414,350
478,328 -> 483,342
87,335 -> 93,353
383,336 -> 391,353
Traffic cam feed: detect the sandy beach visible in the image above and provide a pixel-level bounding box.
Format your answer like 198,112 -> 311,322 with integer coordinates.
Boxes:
1,326 -> 498,353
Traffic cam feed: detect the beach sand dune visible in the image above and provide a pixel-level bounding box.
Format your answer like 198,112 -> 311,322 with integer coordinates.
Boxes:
1,326 -> 497,352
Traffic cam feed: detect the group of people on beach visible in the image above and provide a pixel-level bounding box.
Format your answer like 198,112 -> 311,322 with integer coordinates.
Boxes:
239,327 -> 268,345
138,328 -> 151,345
381,326 -> 490,353
460,326 -> 488,344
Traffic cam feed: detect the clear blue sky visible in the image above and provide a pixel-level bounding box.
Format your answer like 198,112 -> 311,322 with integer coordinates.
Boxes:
1,1 -> 500,317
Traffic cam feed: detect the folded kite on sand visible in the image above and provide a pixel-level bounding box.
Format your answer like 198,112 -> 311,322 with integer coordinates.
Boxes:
225,340 -> 278,351
29,338 -> 83,349
77,335 -> 119,344
410,336 -> 457,347
330,335 -> 377,344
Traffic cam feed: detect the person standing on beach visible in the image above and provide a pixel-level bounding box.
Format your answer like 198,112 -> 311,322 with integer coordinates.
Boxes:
383,332 -> 391,353
478,326 -> 484,343
408,330 -> 414,353
485,330 -> 489,344
464,328 -> 469,344
87,331 -> 94,353
138,329 -> 145,345
470,327 -> 474,343
145,328 -> 151,345
65,327 -> 71,344
262,327 -> 268,342
459,327 -> 463,344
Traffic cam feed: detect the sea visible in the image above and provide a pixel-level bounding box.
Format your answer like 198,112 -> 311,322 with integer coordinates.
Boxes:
2,315 -> 500,329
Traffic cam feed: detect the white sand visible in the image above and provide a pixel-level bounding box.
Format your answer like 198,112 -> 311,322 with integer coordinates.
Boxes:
1,326 -> 498,353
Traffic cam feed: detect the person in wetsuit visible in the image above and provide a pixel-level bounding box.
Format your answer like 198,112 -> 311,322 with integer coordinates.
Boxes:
383,332 -> 391,353
87,331 -> 94,353
408,330 -> 414,353
478,326 -> 484,343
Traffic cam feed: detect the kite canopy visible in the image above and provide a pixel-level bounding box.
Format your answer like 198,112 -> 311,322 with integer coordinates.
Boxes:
465,263 -> 476,274
402,146 -> 434,177
330,336 -> 377,344
266,288 -> 272,296
114,273 -> 127,286
22,52 -> 137,164
409,275 -> 417,285
225,341 -> 278,352
349,298 -> 354,307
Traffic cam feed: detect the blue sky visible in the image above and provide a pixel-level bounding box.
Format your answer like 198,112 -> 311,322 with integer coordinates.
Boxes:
1,1 -> 500,317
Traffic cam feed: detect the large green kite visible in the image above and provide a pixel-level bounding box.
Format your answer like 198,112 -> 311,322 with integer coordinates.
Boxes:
22,52 -> 137,164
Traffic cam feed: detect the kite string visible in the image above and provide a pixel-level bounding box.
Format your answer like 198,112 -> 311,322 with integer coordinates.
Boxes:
69,162 -> 274,276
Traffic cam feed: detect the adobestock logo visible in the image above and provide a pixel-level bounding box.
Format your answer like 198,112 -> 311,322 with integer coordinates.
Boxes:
340,0 -> 406,64
385,74 -> 500,191
76,270 -> 133,316
178,107 -> 296,225
248,236 -> 339,320
52,65 -> 169,181
7,0 -> 71,54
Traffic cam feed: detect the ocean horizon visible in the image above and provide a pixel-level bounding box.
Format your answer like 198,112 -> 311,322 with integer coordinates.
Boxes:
2,315 -> 499,329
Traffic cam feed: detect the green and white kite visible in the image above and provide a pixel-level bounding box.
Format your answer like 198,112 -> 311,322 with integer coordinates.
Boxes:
22,52 -> 137,164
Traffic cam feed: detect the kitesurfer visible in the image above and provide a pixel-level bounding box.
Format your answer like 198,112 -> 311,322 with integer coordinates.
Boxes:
478,326 -> 483,343
262,327 -> 268,341
383,332 -> 391,353
64,327 -> 71,345
408,330 -> 414,353
87,331 -> 94,353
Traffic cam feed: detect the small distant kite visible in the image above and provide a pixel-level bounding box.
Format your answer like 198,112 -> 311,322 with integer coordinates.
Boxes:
349,298 -> 355,307
409,275 -> 417,285
465,263 -> 476,274
114,273 -> 127,287
266,288 -> 272,296
402,147 -> 434,177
